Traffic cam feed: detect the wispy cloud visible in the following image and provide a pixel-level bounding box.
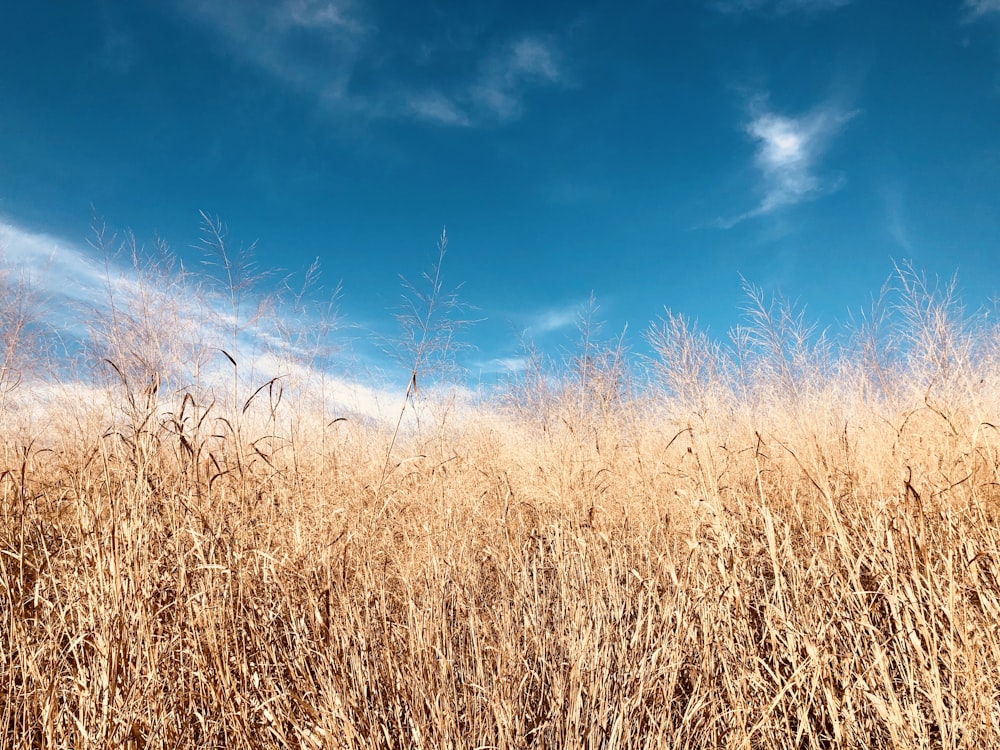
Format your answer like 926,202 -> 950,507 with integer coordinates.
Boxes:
394,35 -> 566,126
406,92 -> 471,127
479,356 -> 528,373
880,185 -> 914,252
470,36 -> 564,122
175,2 -> 566,127
718,96 -> 857,228
177,0 -> 371,104
712,0 -> 854,14
963,0 -> 1000,18
522,304 -> 580,337
0,219 -> 406,422
0,222 -> 109,314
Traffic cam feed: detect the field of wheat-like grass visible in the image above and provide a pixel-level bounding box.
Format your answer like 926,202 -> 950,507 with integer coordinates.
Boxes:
1,243 -> 998,748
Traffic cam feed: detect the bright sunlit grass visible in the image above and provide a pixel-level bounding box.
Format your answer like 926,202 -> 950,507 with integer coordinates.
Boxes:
1,226 -> 998,749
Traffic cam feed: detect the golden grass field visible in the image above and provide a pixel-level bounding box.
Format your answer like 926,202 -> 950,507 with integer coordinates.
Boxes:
1,241 -> 999,748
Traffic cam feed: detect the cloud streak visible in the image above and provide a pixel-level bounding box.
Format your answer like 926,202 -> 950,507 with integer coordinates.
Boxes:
0,222 -> 109,314
406,91 -> 471,127
522,303 -> 581,337
881,185 -> 914,252
175,1 -> 566,127
477,356 -> 528,374
719,97 -> 857,227
178,0 -> 370,106
469,36 -> 564,122
963,0 -> 1000,17
408,35 -> 565,126
0,219 -> 407,422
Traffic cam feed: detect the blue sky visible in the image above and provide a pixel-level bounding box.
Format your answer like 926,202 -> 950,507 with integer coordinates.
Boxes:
1,0 -> 998,383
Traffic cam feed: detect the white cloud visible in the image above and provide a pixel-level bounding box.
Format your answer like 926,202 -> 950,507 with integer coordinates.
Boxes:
964,0 -> 1000,17
750,114 -> 821,210
0,220 -> 240,364
0,219 -> 407,424
390,35 -> 567,126
523,304 -> 580,337
491,357 -> 528,372
281,0 -> 366,33
471,36 -> 564,122
173,2 -> 566,127
0,222 -> 108,312
880,185 -> 914,252
406,91 -> 471,127
719,97 -> 857,227
177,0 -> 370,103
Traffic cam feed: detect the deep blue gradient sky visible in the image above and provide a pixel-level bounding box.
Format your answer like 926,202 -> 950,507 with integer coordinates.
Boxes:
1,0 -> 998,380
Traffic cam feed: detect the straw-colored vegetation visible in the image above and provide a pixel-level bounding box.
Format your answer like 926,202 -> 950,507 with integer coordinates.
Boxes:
1,224 -> 998,749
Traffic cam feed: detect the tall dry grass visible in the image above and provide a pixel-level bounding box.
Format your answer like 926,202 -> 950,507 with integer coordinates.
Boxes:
0,233 -> 998,749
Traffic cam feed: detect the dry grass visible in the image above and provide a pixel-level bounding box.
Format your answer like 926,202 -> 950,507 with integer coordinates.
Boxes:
1,246 -> 999,749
